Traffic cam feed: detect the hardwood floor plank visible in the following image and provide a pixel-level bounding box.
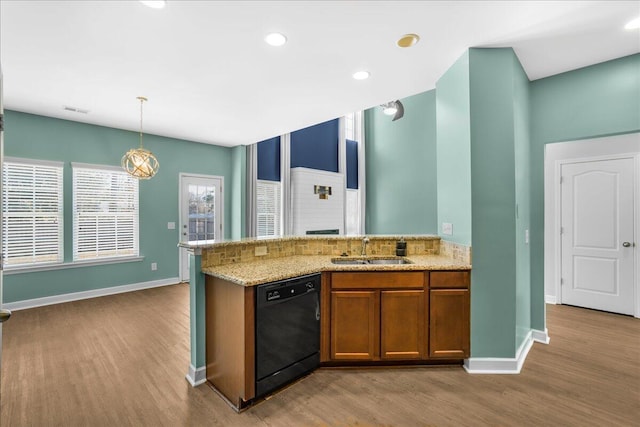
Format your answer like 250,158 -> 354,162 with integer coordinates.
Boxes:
2,284 -> 638,426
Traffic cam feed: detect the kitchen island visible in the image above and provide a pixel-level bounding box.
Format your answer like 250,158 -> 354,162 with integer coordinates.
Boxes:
180,235 -> 471,410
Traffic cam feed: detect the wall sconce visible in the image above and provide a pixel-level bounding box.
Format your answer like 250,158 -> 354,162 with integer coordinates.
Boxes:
314,185 -> 332,200
380,100 -> 404,121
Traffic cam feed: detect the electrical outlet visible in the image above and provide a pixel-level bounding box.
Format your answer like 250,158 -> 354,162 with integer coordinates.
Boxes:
442,222 -> 453,235
151,262 -> 158,271
255,246 -> 268,256
167,222 -> 175,230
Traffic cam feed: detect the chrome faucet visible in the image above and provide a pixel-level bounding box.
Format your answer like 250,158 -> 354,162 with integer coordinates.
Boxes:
361,236 -> 370,256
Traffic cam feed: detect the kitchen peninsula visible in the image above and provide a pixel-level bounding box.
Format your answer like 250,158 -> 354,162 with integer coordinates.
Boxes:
180,235 -> 471,410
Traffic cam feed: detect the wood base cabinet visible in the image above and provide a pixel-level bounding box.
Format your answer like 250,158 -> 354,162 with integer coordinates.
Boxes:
323,270 -> 470,364
429,271 -> 470,359
326,272 -> 427,362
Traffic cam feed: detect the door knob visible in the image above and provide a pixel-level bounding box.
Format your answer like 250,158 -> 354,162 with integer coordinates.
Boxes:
0,309 -> 11,323
622,242 -> 632,247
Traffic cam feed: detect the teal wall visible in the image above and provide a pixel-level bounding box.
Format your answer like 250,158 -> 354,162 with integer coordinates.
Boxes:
467,48 -> 531,357
435,52 -> 472,245
3,111 -> 236,303
529,53 -> 640,330
513,54 -> 532,347
364,90 -> 438,234
230,145 -> 247,240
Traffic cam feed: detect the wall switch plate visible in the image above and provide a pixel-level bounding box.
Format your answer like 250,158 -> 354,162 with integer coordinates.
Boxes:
442,222 -> 453,235
151,262 -> 158,271
255,246 -> 268,256
167,222 -> 175,230
525,229 -> 529,244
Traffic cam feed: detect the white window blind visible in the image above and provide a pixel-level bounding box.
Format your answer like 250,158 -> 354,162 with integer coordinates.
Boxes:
73,165 -> 139,261
256,180 -> 281,237
2,159 -> 64,267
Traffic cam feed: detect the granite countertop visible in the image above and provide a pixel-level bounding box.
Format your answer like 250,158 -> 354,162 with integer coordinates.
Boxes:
202,255 -> 471,287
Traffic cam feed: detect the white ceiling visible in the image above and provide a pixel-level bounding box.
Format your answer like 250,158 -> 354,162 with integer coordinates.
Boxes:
1,1 -> 639,147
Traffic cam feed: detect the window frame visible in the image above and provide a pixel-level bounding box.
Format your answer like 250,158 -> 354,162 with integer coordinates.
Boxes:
256,179 -> 282,238
72,162 -> 140,263
2,157 -> 64,269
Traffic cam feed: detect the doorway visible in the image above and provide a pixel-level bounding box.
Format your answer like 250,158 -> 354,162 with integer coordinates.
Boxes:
179,173 -> 223,282
544,132 -> 640,318
560,158 -> 635,315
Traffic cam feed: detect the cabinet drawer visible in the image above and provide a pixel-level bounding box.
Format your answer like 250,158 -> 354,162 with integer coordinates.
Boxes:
430,271 -> 470,289
331,272 -> 424,289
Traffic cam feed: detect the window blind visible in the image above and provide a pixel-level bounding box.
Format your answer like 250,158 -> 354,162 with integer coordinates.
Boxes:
2,159 -> 64,267
256,180 -> 281,237
73,165 -> 139,261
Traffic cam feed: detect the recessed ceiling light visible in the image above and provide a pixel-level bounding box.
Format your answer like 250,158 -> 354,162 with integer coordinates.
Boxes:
265,33 -> 287,47
397,33 -> 420,48
624,16 -> 640,30
139,0 -> 167,9
352,71 -> 370,80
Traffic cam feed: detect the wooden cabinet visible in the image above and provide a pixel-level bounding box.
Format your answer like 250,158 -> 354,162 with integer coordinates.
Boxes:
326,272 -> 427,362
330,291 -> 379,360
381,290 -> 425,360
323,270 -> 470,364
429,271 -> 470,359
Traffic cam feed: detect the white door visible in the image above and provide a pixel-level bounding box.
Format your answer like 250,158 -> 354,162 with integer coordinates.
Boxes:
560,158 -> 636,315
179,174 -> 223,282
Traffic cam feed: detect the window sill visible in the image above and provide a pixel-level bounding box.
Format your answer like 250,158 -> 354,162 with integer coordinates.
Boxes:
3,256 -> 145,275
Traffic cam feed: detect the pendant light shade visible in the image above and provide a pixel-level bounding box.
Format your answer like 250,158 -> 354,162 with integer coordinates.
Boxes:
122,96 -> 159,179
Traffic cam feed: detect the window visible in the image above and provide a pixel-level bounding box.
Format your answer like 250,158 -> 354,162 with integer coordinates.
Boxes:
73,164 -> 139,261
2,158 -> 64,268
257,180 -> 281,237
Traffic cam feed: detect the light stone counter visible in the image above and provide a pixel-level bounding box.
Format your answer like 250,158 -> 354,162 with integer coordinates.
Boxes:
202,254 -> 471,287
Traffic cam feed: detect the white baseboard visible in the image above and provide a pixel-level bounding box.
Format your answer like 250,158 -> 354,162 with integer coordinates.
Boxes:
545,294 -> 557,304
186,364 -> 207,387
464,330 -> 534,374
3,277 -> 180,311
532,328 -> 550,344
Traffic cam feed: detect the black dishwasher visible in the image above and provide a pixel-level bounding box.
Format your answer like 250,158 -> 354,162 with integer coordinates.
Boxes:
255,273 -> 321,397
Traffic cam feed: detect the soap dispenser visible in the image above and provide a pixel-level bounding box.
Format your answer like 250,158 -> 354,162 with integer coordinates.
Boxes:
396,237 -> 407,257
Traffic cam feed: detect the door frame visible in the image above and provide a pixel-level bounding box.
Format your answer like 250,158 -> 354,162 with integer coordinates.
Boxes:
178,172 -> 224,282
544,132 -> 640,318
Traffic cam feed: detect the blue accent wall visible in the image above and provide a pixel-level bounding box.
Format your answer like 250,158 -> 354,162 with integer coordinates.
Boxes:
290,119 -> 339,172
346,139 -> 358,189
257,136 -> 281,181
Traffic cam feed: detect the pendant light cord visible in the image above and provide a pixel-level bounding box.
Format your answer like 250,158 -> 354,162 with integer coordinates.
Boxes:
138,96 -> 147,149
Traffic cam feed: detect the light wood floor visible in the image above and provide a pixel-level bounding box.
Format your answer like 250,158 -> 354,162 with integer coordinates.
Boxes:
1,283 -> 638,426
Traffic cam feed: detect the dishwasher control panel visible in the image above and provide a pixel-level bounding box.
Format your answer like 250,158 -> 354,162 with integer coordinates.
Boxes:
259,274 -> 320,303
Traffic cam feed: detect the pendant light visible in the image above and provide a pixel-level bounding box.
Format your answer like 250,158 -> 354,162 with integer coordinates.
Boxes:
121,96 -> 159,179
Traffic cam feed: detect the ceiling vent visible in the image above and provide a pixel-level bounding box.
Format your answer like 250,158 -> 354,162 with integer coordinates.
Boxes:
63,105 -> 89,114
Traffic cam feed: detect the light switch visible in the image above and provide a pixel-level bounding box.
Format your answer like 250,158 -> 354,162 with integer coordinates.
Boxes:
167,222 -> 175,230
525,229 -> 529,244
442,222 -> 453,235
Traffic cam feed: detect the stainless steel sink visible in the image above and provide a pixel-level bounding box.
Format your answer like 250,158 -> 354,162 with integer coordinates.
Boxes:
367,258 -> 412,265
331,258 -> 412,265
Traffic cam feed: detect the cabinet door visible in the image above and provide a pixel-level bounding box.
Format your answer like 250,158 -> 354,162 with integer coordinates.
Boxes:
429,289 -> 470,359
381,290 -> 425,360
330,291 -> 379,360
